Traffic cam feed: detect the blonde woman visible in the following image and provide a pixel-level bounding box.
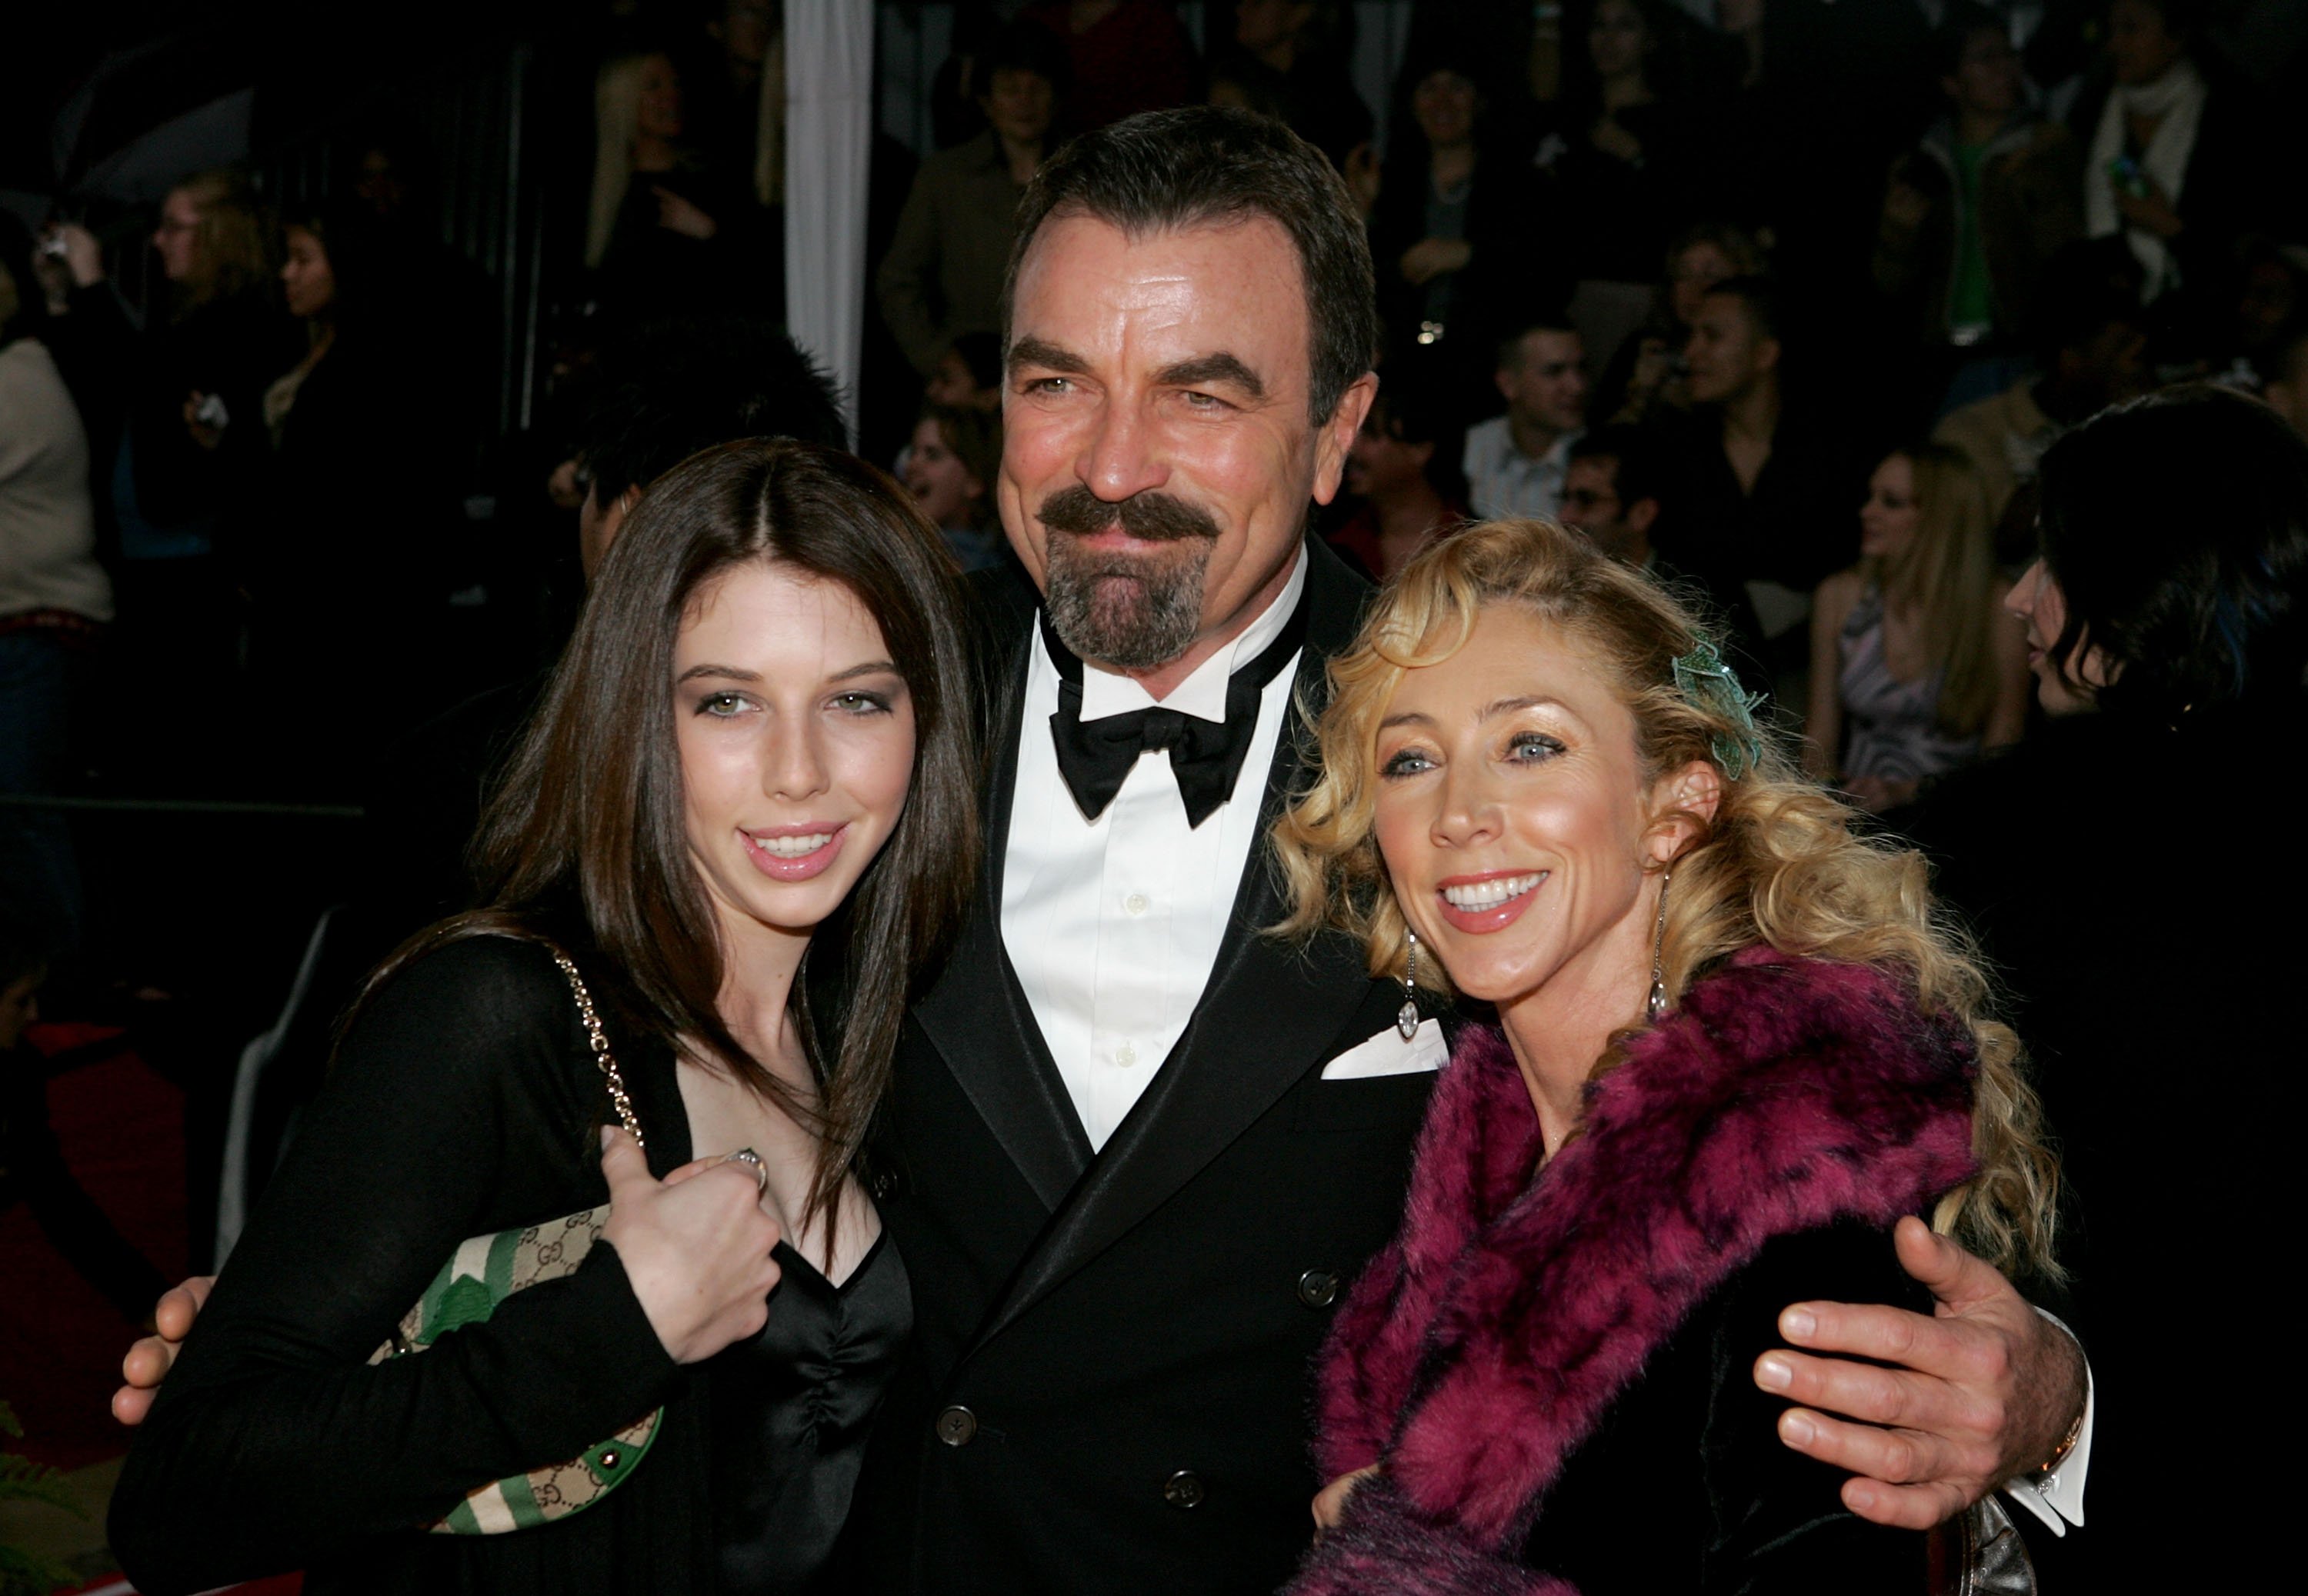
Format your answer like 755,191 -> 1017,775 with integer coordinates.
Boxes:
585,51 -> 743,311
1805,442 -> 2030,811
1276,520 -> 2063,1594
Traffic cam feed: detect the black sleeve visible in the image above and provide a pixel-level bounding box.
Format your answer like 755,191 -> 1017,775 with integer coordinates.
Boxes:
108,938 -> 680,1596
1698,1221 -> 1933,1594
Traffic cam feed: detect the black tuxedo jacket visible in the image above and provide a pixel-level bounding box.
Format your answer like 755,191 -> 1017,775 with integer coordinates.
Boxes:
852,538 -> 1439,1594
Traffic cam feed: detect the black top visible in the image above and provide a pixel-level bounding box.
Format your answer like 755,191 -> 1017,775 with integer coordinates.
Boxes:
1905,696 -> 2304,1591
111,935 -> 906,1595
717,1233 -> 909,1594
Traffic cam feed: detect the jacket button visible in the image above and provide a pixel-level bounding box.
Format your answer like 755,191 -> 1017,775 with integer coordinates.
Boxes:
934,1405 -> 978,1447
1297,1268 -> 1340,1308
1163,1470 -> 1206,1509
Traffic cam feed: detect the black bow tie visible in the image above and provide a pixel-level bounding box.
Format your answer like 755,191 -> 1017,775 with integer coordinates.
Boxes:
1042,594 -> 1309,828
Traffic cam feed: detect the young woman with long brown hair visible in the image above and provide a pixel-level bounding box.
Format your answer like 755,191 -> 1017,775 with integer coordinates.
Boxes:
111,439 -> 980,1595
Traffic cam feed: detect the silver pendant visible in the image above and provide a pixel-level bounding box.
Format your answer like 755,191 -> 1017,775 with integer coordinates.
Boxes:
1397,1000 -> 1419,1041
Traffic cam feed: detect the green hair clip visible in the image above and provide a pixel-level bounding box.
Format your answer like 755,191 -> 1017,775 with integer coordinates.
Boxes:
1671,640 -> 1766,778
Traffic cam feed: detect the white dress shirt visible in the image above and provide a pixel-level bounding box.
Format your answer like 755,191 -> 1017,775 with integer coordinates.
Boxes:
1001,550 -> 1307,1151
1461,415 -> 1580,522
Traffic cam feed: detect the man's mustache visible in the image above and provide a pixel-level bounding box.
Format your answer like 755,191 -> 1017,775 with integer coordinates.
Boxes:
1037,483 -> 1221,544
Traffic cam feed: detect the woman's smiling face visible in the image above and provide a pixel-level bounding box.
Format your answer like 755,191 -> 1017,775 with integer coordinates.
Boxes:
1370,604 -> 1693,1017
673,561 -> 916,948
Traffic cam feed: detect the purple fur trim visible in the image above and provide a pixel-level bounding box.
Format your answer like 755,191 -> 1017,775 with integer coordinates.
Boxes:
1302,949 -> 1979,1587
1290,1478 -> 1576,1596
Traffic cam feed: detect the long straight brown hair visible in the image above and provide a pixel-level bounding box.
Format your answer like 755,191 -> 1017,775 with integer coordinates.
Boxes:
376,439 -> 980,1235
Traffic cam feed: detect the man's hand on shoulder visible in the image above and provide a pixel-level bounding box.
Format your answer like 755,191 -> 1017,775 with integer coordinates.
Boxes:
1750,1217 -> 2085,1529
113,1275 -> 212,1425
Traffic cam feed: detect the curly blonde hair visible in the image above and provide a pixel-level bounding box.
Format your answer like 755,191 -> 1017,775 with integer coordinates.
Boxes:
1273,519 -> 2060,1280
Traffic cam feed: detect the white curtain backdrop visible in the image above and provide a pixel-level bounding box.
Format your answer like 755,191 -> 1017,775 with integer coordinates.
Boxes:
785,2 -> 875,443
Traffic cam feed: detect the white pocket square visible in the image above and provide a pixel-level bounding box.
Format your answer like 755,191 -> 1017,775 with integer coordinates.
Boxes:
1319,1018 -> 1448,1080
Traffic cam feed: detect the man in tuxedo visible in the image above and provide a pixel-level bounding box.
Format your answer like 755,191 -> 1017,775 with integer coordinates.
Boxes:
849,108 -> 2090,1594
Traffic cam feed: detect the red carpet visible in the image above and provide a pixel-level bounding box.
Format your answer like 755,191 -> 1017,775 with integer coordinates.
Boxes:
1,1023 -> 188,1472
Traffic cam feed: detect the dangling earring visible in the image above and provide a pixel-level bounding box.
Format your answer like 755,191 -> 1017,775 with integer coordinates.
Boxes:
1398,930 -> 1422,1040
1646,869 -> 1672,1023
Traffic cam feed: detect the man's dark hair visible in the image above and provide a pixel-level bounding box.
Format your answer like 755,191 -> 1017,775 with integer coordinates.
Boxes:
586,315 -> 848,506
1002,105 -> 1377,425
1701,275 -> 1783,345
1569,425 -> 1664,510
1494,317 -> 1579,375
2036,385 -> 2308,720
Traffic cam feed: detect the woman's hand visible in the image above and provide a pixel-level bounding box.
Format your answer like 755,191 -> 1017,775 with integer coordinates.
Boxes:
1312,1463 -> 1379,1535
113,1275 -> 214,1425
652,186 -> 720,241
599,1126 -> 781,1364
1398,237 -> 1472,286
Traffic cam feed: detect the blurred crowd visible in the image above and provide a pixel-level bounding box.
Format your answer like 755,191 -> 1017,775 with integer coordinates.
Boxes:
5,0 -> 2308,1218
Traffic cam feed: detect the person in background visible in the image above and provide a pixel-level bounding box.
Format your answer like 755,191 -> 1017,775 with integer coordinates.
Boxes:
1207,0 -> 1372,171
2076,0 -> 2274,346
878,23 -> 1065,387
1597,220 -> 1769,427
1804,443 -> 2029,814
902,402 -> 1008,573
1537,0 -> 1712,286
1653,275 -> 1862,662
585,50 -> 755,315
1933,239 -> 2150,531
1873,4 -> 2083,367
691,0 -> 785,218
44,172 -> 285,557
922,328 -> 1004,414
1461,319 -> 1587,522
1563,425 -> 1765,666
1363,56 -> 1552,392
1,912 -> 170,1326
1327,378 -> 1469,581
1909,384 -> 2308,1593
0,216 -> 112,954
238,202 -> 454,791
1021,0 -> 1196,134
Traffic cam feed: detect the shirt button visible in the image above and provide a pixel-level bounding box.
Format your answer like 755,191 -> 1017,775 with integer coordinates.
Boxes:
1163,1469 -> 1206,1509
1124,891 -> 1150,915
1297,1268 -> 1341,1308
1116,1043 -> 1138,1068
934,1405 -> 977,1447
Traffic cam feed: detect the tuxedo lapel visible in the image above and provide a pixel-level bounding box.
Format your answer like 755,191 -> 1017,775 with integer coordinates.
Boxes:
912,621 -> 1094,1213
972,540 -> 1382,1350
